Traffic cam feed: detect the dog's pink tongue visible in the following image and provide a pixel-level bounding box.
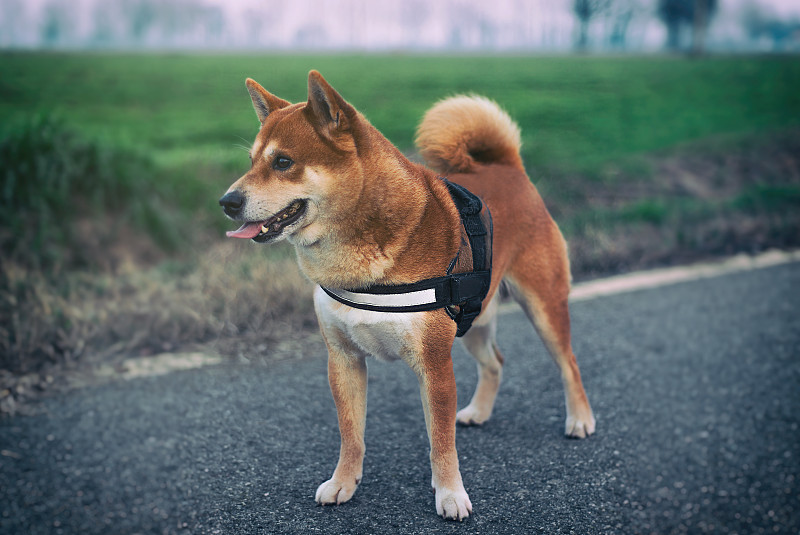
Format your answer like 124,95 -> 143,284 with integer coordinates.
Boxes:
226,222 -> 262,239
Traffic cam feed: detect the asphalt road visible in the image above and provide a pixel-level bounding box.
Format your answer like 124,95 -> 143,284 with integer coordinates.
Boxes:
2,262 -> 799,534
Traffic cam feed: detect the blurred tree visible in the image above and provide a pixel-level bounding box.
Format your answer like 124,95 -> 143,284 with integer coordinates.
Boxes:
606,0 -> 640,50
690,0 -> 717,55
741,0 -> 767,40
741,0 -> 800,51
122,0 -> 156,46
657,0 -> 717,52
41,1 -> 72,47
90,2 -> 116,48
573,0 -> 610,50
609,10 -> 632,49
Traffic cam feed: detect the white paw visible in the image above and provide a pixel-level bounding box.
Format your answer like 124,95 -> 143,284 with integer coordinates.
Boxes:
315,476 -> 359,505
565,412 -> 596,438
435,486 -> 472,520
456,404 -> 490,426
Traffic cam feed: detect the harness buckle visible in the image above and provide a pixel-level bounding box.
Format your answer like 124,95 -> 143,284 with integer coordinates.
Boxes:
449,272 -> 489,304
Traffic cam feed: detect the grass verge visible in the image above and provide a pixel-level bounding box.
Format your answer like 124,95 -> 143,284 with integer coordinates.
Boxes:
2,125 -> 798,383
0,242 -> 316,413
542,130 -> 800,277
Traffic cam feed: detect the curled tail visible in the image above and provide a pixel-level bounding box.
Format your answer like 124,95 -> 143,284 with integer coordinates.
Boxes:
415,95 -> 523,174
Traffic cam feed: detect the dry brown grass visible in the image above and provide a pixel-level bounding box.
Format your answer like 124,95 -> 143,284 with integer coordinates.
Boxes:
0,242 -> 316,376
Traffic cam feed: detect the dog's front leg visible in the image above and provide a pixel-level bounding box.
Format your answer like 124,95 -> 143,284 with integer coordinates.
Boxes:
315,345 -> 367,506
416,351 -> 472,520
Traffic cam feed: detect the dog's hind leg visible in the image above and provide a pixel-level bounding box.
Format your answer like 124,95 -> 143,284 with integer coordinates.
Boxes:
456,295 -> 504,426
507,234 -> 596,438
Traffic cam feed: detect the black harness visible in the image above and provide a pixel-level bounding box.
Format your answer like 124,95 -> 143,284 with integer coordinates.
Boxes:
321,180 -> 492,337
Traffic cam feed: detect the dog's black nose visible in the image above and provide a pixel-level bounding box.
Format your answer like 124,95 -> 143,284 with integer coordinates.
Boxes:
219,191 -> 245,218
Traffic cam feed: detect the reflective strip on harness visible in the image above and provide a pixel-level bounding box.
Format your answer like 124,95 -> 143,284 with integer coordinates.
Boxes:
323,286 -> 437,309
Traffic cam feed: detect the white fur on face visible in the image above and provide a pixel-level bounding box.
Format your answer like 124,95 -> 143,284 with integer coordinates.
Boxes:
263,140 -> 277,162
251,136 -> 264,161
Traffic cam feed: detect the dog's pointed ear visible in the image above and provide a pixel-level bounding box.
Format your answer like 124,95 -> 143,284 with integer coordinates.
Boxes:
246,78 -> 290,124
306,70 -> 351,135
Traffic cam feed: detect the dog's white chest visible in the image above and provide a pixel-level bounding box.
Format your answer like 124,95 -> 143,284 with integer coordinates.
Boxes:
314,286 -> 425,362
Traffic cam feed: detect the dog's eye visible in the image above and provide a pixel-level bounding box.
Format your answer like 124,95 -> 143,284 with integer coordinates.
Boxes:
273,156 -> 293,170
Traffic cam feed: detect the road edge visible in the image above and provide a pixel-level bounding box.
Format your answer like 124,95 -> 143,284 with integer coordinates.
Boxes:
568,249 -> 800,303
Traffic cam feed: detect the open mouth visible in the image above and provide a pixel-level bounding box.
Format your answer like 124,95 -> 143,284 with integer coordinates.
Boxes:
226,200 -> 307,243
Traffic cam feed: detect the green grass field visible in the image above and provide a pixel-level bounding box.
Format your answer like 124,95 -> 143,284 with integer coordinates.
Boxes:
1,52 -> 799,380
2,53 -> 799,174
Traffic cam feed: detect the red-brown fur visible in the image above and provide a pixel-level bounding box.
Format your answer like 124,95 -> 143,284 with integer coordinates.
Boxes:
221,71 -> 595,521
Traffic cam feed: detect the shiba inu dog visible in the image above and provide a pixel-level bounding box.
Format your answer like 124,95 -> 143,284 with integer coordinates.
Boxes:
220,71 -> 595,520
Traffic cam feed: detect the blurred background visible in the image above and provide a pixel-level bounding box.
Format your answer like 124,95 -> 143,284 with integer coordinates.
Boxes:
1,0 -> 799,411
2,0 -> 800,52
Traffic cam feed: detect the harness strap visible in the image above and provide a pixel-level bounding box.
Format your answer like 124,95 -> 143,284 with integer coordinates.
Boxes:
320,179 -> 492,337
442,181 -> 492,336
321,271 -> 490,314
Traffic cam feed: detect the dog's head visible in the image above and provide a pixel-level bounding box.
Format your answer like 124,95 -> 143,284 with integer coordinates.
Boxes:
220,71 -> 364,246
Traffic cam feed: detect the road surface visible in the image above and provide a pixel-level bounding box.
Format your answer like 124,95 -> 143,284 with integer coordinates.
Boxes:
2,262 -> 799,534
